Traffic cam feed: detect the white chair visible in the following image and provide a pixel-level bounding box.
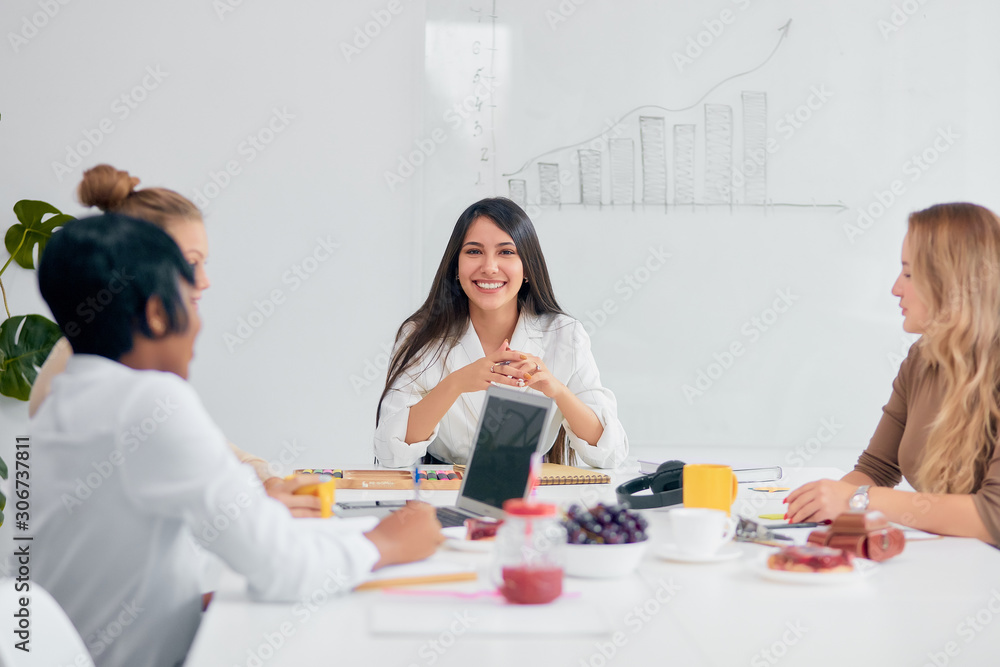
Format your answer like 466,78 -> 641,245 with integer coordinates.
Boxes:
0,577 -> 94,667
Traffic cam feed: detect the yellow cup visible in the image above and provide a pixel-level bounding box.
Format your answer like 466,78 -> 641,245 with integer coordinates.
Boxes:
682,464 -> 738,516
291,476 -> 337,518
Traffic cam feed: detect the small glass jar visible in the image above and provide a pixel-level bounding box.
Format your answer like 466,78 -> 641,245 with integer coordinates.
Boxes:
493,499 -> 567,604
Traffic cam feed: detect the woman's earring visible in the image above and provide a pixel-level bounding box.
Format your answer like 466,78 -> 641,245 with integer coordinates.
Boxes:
524,277 -> 529,284
456,273 -> 460,281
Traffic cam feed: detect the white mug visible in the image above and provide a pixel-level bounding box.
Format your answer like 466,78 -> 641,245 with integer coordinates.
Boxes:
669,507 -> 737,557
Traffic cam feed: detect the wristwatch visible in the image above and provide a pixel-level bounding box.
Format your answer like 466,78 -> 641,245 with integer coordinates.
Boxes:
848,485 -> 871,511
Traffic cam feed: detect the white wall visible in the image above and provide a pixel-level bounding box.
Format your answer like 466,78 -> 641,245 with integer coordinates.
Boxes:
1,0 -> 427,470
417,0 -> 1000,468
1,0 -> 998,476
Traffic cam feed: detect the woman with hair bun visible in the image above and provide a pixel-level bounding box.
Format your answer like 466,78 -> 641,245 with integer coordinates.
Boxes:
374,197 -> 628,469
787,203 -> 1000,545
30,164 -> 322,516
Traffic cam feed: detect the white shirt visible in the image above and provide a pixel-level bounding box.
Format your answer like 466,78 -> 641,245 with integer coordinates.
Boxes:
374,313 -> 628,469
31,355 -> 380,667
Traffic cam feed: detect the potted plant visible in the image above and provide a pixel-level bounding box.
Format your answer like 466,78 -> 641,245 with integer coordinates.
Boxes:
0,199 -> 74,524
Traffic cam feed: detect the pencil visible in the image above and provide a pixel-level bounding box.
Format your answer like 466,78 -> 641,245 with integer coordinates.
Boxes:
353,571 -> 478,591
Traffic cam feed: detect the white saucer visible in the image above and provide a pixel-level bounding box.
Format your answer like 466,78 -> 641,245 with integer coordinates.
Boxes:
749,553 -> 876,585
441,525 -> 494,553
655,544 -> 742,564
443,537 -> 495,553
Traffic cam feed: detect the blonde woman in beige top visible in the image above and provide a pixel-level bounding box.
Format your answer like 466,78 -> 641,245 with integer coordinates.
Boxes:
787,203 -> 1000,545
29,164 -> 321,517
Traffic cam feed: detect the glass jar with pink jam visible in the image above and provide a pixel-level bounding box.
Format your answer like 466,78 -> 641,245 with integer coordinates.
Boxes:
493,499 -> 567,604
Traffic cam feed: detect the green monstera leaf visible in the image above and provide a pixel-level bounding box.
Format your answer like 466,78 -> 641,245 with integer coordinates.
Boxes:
0,453 -> 6,525
5,200 -> 73,270
0,314 -> 62,400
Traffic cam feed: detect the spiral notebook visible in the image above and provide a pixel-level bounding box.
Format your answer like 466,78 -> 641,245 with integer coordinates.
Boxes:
537,463 -> 611,485
451,462 -> 609,485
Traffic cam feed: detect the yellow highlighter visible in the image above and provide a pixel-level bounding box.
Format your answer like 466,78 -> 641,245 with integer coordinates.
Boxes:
288,475 -> 336,518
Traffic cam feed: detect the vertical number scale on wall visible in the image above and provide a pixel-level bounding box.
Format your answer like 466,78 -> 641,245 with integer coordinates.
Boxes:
422,0 -> 510,278
469,1 -> 497,191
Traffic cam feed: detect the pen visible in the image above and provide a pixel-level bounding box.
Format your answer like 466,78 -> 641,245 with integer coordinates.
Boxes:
528,452 -> 542,497
768,521 -> 827,529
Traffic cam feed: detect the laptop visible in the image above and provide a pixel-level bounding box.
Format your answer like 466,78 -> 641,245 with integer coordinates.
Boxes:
337,385 -> 555,524
433,385 -> 556,527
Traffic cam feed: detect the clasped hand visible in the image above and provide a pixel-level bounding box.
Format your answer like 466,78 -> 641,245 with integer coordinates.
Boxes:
450,341 -> 564,399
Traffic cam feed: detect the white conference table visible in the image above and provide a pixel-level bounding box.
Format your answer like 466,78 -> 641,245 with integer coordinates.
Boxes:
186,467 -> 1000,667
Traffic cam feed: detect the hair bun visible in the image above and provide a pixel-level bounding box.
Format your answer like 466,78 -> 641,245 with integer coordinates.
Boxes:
77,164 -> 141,211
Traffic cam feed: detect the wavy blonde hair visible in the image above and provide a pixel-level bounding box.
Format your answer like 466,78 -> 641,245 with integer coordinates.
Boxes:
910,203 -> 1000,494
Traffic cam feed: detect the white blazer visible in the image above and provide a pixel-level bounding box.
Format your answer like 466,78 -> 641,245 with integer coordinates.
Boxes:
374,312 -> 629,469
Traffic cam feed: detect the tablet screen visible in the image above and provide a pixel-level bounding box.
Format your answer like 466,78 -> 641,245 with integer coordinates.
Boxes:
461,393 -> 548,510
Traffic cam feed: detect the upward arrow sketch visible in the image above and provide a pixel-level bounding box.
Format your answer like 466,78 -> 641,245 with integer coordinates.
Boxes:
503,19 -> 793,178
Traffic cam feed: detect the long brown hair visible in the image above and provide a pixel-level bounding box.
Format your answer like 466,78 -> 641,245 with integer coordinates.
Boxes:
376,198 -> 565,425
909,203 -> 1000,494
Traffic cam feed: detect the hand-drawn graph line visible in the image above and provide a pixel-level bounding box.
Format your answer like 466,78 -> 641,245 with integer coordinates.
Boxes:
503,20 -> 792,179
502,19 -> 845,214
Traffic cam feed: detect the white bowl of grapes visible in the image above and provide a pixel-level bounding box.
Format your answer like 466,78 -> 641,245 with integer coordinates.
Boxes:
561,503 -> 649,578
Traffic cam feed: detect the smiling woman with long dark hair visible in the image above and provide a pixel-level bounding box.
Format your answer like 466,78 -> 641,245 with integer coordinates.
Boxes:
374,197 -> 628,469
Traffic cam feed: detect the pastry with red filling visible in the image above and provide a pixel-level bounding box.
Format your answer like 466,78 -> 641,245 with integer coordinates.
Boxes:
767,545 -> 854,573
465,517 -> 503,541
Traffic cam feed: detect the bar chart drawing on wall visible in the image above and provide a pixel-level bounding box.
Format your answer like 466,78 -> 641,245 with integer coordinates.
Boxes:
504,89 -> 843,214
502,19 -> 844,214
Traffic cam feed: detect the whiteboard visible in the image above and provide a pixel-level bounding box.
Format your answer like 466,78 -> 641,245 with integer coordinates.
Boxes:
419,0 -> 1000,452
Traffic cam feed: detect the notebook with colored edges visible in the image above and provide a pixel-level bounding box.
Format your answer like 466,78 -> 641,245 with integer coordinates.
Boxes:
451,462 -> 610,485
354,558 -> 478,591
294,468 -> 464,490
637,459 -> 782,484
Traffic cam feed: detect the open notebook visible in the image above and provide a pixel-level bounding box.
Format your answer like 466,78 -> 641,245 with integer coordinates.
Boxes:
355,559 -> 479,591
314,517 -> 479,590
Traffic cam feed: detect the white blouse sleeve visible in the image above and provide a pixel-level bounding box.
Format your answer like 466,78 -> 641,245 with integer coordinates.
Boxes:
119,374 -> 380,600
373,345 -> 442,468
561,321 -> 629,469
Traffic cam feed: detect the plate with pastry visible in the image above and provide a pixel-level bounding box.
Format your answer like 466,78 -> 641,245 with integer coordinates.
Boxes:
751,545 -> 876,585
441,518 -> 503,553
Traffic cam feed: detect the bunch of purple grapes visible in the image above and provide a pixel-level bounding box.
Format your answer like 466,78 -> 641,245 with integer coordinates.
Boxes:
562,503 -> 648,545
